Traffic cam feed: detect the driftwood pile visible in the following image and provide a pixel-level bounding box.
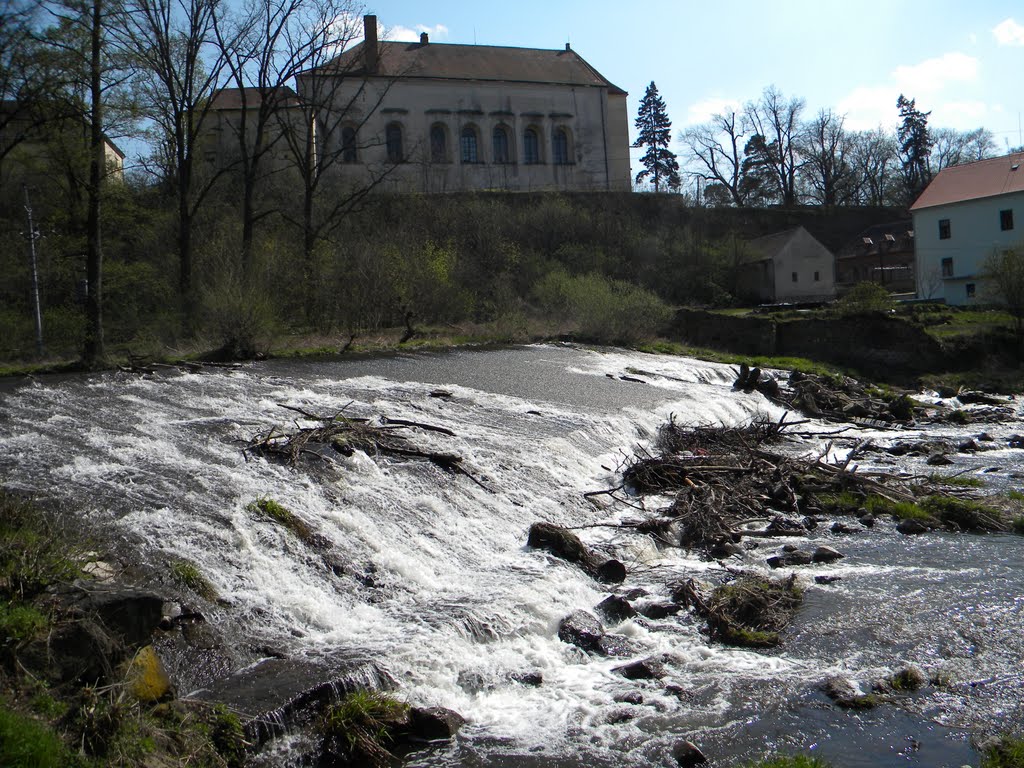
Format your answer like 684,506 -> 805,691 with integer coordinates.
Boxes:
244,405 -> 485,486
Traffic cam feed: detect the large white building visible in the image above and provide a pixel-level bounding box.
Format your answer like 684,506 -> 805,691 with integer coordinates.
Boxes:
912,152 -> 1024,304
280,15 -> 631,194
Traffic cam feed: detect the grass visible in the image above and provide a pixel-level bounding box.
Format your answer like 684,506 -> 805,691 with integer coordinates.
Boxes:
0,702 -> 77,768
247,497 -> 316,544
170,559 -> 219,602
928,472 -> 984,488
323,690 -> 410,768
920,495 -> 1003,532
0,602 -> 48,643
982,736 -> 1024,768
708,575 -> 803,649
635,340 -> 851,378
743,755 -> 832,768
0,491 -> 84,601
1007,490 -> 1024,502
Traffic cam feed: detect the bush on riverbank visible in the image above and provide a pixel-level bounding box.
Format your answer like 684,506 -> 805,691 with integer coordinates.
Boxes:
983,736 -> 1024,768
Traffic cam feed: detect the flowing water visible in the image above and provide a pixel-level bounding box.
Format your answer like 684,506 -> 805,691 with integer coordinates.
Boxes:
1,344 -> 1023,767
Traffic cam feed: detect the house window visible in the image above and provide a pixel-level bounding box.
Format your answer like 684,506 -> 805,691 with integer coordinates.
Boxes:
341,126 -> 357,163
523,127 -> 541,164
1001,209 -> 1014,231
460,125 -> 479,163
966,283 -> 976,298
814,271 -> 820,282
385,123 -> 403,162
492,126 -> 511,164
938,218 -> 951,239
791,272 -> 798,283
941,257 -> 953,277
430,123 -> 447,163
552,127 -> 570,165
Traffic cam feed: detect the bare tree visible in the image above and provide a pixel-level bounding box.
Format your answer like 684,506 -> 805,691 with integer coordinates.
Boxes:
848,127 -> 898,206
744,85 -> 804,206
799,109 -> 855,206
930,126 -> 997,172
115,0 -> 232,320
680,110 -> 750,206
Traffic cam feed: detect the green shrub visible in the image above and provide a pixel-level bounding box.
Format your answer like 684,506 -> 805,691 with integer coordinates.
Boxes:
982,736 -> 1024,768
532,270 -> 672,344
0,491 -> 83,601
835,282 -> 895,315
247,498 -> 316,544
170,560 -> 219,602
0,703 -> 74,768
0,602 -> 48,643
322,691 -> 409,768
1012,516 -> 1024,535
921,495 -> 1001,531
928,473 -> 983,488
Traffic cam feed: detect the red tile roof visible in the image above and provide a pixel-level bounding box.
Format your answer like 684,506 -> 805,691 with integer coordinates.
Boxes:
911,152 -> 1024,210
310,41 -> 626,95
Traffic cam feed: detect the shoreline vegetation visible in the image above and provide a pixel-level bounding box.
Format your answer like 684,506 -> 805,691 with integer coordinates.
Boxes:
3,347 -> 1024,765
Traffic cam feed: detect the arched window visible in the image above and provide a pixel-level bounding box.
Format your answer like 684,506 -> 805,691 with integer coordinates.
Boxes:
492,125 -> 511,164
523,127 -> 541,164
430,123 -> 448,163
460,125 -> 479,163
341,126 -> 357,163
552,127 -> 571,165
385,123 -> 403,163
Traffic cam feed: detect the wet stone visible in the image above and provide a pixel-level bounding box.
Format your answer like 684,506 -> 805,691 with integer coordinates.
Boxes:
595,595 -> 636,624
812,546 -> 845,564
614,691 -> 644,705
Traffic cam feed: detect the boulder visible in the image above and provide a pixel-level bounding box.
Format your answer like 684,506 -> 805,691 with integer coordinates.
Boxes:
613,657 -> 666,680
557,610 -> 605,653
814,575 -> 842,585
127,645 -> 172,702
528,522 -> 626,583
858,513 -> 876,528
897,519 -> 930,535
812,546 -> 844,564
595,634 -> 637,657
60,582 -> 165,648
830,522 -> 858,534
614,691 -> 644,704
766,551 -> 812,569
672,740 -> 709,766
407,707 -> 465,741
509,671 -> 543,687
927,452 -> 954,466
823,676 -> 876,709
637,602 -> 681,620
595,595 -> 636,624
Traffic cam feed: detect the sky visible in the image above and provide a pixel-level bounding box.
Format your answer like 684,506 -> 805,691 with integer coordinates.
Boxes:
370,0 -> 1024,169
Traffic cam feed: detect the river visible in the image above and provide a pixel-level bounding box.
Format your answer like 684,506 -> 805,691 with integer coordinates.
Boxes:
1,344 -> 1022,767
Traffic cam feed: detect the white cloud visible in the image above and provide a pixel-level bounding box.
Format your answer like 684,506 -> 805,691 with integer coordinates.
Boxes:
836,85 -> 901,131
683,96 -> 741,126
388,23 -> 449,43
932,100 -> 989,129
993,18 -> 1024,46
892,52 -> 979,94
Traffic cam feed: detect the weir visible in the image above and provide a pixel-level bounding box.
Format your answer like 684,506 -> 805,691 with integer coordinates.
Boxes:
1,345 -> 1022,766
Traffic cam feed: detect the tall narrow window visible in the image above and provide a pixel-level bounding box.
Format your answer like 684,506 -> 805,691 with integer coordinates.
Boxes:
460,125 -> 479,163
386,123 -> 403,163
938,218 -> 951,239
941,257 -> 953,277
492,126 -> 510,164
341,126 -> 357,163
1001,209 -> 1014,231
523,127 -> 540,164
791,272 -> 798,283
966,283 -> 976,298
552,127 -> 570,165
430,124 -> 447,163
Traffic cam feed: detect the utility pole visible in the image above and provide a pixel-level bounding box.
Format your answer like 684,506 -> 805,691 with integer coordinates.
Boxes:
22,183 -> 44,357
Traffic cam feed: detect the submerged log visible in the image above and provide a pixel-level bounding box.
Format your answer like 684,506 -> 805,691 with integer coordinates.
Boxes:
527,522 -> 626,583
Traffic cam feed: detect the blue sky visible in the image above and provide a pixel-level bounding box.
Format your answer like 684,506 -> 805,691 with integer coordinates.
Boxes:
374,0 -> 1024,163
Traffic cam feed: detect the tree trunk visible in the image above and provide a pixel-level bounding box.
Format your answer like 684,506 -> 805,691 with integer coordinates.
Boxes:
82,0 -> 105,368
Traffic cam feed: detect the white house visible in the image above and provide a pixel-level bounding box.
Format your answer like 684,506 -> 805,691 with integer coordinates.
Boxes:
912,151 -> 1024,304
736,226 -> 836,304
292,15 -> 631,194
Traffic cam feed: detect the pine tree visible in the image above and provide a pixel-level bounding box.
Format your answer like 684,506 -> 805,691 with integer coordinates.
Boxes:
633,81 -> 680,192
896,94 -> 933,205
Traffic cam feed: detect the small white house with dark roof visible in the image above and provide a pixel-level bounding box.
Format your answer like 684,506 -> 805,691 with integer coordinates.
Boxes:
912,151 -> 1024,304
294,15 -> 631,193
735,226 -> 836,305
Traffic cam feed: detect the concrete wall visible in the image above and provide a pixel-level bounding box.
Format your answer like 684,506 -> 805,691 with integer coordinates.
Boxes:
304,76 -> 628,193
914,191 -> 1024,305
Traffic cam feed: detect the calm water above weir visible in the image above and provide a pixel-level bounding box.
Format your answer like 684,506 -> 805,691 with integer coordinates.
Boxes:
1,344 -> 1023,767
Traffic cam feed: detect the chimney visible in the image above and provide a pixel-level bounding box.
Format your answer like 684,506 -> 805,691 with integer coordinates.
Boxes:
363,15 -> 378,73
420,31 -> 429,45
565,42 -> 571,51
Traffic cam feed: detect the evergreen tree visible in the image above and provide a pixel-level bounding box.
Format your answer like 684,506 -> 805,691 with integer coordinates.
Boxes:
896,94 -> 933,205
633,81 -> 680,192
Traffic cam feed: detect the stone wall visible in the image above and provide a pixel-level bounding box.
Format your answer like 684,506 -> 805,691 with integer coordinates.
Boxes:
670,309 -> 949,380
